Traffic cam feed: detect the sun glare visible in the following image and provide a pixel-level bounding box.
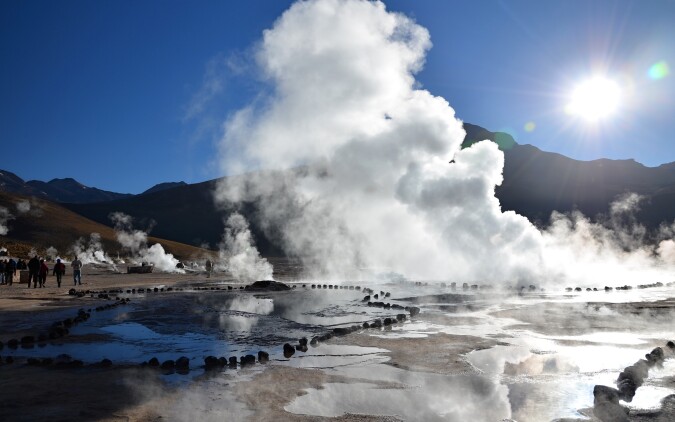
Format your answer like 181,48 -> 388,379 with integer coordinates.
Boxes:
566,76 -> 621,122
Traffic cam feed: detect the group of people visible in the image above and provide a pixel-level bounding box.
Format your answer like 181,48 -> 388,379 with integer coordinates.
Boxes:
0,258 -> 18,285
0,255 -> 83,288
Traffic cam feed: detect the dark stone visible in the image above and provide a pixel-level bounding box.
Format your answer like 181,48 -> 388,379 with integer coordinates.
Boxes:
409,307 -> 421,317
41,358 -> 53,366
617,378 -> 638,402
258,351 -> 269,363
245,280 -> 291,291
296,344 -> 308,353
593,385 -> 629,422
175,356 -> 190,369
646,347 -> 665,366
332,327 -> 352,337
204,356 -> 219,369
383,318 -> 393,326
5,356 -> 14,364
362,295 -> 371,302
241,355 -> 256,365
70,360 -> 84,367
7,339 -> 18,349
362,322 -> 370,329
299,337 -> 308,346
160,360 -> 175,370
396,314 -> 407,321
283,343 -> 295,358
148,357 -> 160,367
373,294 -> 378,299
229,356 -> 238,366
100,358 -> 113,367
667,340 -> 675,350
310,336 -> 319,346
575,287 -> 582,292
27,358 -> 41,366
20,335 -> 35,344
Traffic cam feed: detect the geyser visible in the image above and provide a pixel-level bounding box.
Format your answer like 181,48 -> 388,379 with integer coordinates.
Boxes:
214,0 -> 675,286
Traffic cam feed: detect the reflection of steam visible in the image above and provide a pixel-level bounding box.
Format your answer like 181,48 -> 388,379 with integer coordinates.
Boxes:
218,213 -> 273,282
110,212 -> 183,273
219,314 -> 259,332
217,296 -> 274,332
227,296 -> 274,314
212,0 -> 675,286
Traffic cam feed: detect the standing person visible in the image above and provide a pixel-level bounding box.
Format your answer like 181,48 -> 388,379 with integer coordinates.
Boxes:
71,257 -> 82,286
39,259 -> 48,288
28,255 -> 40,288
205,259 -> 213,278
0,259 -> 5,285
6,258 -> 16,286
53,259 -> 66,288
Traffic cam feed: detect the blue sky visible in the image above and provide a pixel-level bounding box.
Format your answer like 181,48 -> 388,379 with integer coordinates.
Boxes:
1,0 -> 674,194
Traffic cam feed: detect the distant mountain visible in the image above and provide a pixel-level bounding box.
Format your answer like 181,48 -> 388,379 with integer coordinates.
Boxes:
0,190 -> 209,260
64,179 -> 239,252
5,123 -> 675,254
0,170 -> 132,203
495,139 -> 675,227
141,181 -> 188,195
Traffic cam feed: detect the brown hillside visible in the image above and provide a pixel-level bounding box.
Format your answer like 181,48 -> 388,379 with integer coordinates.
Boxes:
0,190 -> 209,260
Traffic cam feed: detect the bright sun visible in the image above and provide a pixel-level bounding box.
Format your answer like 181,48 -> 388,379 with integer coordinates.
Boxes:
566,76 -> 621,122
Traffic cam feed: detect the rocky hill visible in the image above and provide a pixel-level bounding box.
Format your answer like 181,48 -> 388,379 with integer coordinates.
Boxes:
0,190 -> 208,260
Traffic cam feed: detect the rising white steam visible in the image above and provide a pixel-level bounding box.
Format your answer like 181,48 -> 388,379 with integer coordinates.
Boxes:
215,0 -> 541,282
110,212 -> 183,273
214,0 -> 675,285
45,246 -> 58,259
16,200 -> 31,214
541,194 -> 675,285
71,233 -> 114,265
218,213 -> 273,282
0,206 -> 13,235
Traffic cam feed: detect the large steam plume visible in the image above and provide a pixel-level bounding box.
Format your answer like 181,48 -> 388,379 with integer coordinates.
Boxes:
71,233 -> 114,265
110,212 -> 183,273
214,0 -> 675,285
218,213 -> 273,282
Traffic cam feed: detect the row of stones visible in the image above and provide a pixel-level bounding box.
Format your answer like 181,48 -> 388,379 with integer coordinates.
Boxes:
0,298 -> 130,350
566,281 -> 674,293
0,302 -> 420,374
593,340 -> 675,422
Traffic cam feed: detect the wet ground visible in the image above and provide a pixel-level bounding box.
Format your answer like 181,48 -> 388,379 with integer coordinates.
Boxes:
1,279 -> 674,421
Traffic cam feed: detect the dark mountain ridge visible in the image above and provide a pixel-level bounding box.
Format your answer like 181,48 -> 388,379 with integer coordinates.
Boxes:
3,123 -> 674,253
0,170 -> 132,203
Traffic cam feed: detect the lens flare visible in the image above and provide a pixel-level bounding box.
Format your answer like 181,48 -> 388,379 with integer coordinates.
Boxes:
566,76 -> 621,121
648,61 -> 670,80
524,121 -> 536,132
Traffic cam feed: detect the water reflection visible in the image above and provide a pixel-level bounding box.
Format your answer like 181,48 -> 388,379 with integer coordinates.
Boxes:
286,365 -> 511,421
